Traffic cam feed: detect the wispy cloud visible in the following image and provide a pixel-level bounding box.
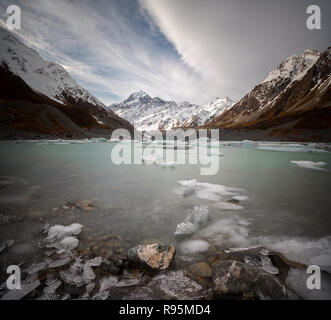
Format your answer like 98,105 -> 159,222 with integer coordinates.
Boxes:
1,0 -> 330,105
0,0 -> 223,104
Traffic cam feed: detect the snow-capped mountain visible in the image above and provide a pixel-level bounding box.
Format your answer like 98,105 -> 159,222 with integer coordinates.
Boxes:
207,48 -> 331,130
110,91 -> 235,131
262,50 -> 320,84
0,27 -> 102,107
0,26 -> 132,137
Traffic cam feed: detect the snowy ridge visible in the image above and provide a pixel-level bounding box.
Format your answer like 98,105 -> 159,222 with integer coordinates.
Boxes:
110,91 -> 235,131
262,50 -> 320,84
206,47 -> 330,129
0,27 -> 105,109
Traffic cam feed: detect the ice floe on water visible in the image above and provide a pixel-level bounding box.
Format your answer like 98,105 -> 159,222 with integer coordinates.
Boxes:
179,239 -> 210,254
160,162 -> 176,168
44,223 -> 83,253
93,276 -> 118,300
60,256 -> 102,287
175,206 -> 209,237
89,137 -> 108,143
175,220 -> 198,236
240,140 -> 257,148
175,179 -> 246,202
257,143 -> 328,153
257,236 -> 331,271
198,216 -> 251,247
174,179 -> 247,213
198,215 -> 331,273
291,160 -> 327,171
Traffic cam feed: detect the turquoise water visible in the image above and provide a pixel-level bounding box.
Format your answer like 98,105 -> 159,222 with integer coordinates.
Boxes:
0,140 -> 331,272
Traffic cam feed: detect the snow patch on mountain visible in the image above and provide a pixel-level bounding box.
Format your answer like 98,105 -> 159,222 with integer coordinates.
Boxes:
110,91 -> 235,131
262,50 -> 320,84
0,27 -> 104,109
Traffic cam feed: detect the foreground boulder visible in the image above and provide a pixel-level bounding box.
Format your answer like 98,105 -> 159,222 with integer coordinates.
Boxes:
212,260 -> 287,300
128,243 -> 175,271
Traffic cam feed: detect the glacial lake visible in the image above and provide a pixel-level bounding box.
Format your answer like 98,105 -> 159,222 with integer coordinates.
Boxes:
0,139 -> 331,298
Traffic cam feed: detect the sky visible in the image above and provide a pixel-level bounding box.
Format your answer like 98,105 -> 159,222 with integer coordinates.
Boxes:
0,0 -> 330,105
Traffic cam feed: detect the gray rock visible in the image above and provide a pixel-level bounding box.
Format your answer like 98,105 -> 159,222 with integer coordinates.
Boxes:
212,260 -> 287,300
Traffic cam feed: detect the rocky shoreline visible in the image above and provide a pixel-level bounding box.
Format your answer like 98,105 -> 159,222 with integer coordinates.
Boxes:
0,220 -> 312,300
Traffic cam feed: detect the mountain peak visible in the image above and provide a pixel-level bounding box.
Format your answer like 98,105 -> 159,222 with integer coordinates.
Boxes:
262,49 -> 321,84
125,90 -> 151,102
111,92 -> 234,131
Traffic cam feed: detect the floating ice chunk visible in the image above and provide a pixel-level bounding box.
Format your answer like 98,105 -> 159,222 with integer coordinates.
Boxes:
175,206 -> 209,236
41,278 -> 62,300
59,256 -> 101,289
257,143 -> 328,153
175,179 -> 246,203
45,223 -> 82,253
89,137 -> 108,143
59,237 -> 79,251
199,217 -> 251,247
1,280 -> 40,300
26,260 -> 50,275
240,140 -> 256,148
187,206 -> 209,224
175,221 -> 198,236
214,202 -> 244,210
46,223 -> 83,242
256,236 -> 331,267
160,162 -> 176,168
179,239 -> 210,254
93,276 -> 118,300
48,257 -> 71,269
58,257 -> 101,293
99,276 -> 119,291
291,161 -> 327,171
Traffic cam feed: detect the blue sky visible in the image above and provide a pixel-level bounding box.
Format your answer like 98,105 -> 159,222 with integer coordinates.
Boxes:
1,0 -> 330,105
